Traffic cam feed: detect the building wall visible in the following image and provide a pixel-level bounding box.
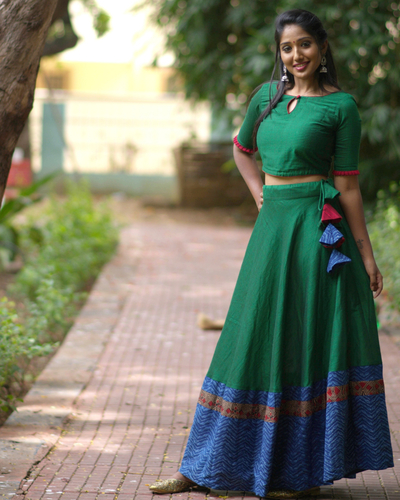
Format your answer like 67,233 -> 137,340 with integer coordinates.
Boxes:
30,89 -> 211,201
37,60 -> 176,94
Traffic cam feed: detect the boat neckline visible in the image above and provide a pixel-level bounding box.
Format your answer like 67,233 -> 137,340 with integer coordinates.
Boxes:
282,91 -> 343,98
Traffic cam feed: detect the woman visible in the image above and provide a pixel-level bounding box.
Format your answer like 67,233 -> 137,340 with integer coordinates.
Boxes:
149,9 -> 393,499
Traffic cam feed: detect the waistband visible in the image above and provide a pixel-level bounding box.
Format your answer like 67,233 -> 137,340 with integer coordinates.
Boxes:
263,179 -> 340,205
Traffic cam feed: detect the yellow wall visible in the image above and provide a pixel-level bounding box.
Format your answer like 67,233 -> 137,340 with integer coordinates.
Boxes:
37,59 -> 176,94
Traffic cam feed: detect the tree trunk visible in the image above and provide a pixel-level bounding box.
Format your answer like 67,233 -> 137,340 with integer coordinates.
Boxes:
0,0 -> 58,202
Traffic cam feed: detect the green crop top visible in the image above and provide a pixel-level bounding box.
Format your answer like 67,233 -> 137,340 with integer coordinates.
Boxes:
234,82 -> 361,176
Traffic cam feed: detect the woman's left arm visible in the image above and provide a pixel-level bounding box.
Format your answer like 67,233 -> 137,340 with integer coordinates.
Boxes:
333,175 -> 383,298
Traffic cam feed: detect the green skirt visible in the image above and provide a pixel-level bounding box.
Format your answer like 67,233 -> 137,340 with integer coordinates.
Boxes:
180,179 -> 393,496
209,179 -> 380,390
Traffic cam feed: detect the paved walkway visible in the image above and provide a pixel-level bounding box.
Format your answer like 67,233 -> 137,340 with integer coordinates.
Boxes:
3,222 -> 400,500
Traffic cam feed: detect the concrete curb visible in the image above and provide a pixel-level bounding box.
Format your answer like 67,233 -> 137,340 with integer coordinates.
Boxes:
0,227 -> 139,497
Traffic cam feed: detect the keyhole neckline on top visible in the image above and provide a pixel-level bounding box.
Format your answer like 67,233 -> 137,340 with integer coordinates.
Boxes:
287,95 -> 301,114
283,90 -> 343,114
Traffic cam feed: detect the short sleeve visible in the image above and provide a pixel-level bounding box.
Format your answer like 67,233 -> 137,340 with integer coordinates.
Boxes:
333,95 -> 361,175
234,85 -> 266,154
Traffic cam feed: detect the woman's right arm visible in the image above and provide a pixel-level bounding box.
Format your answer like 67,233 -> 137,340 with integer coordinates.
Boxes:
233,146 -> 264,211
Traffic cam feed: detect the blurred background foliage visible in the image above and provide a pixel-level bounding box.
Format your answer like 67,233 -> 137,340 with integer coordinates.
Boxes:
369,182 -> 400,309
149,0 -> 400,199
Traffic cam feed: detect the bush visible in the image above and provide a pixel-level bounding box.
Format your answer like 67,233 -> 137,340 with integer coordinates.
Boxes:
15,182 -> 118,299
0,181 -> 118,411
369,182 -> 400,311
0,174 -> 55,270
0,298 -> 54,410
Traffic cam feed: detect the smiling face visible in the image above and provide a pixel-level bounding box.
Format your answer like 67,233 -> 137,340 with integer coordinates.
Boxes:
279,24 -> 327,83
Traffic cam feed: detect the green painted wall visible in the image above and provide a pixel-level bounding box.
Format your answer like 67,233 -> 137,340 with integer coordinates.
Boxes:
41,103 -> 65,174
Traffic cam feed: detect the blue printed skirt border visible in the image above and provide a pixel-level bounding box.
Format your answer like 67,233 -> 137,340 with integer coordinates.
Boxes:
179,365 -> 394,498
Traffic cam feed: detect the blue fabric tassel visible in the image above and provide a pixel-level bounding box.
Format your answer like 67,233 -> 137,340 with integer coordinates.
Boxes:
319,223 -> 345,249
327,249 -> 351,273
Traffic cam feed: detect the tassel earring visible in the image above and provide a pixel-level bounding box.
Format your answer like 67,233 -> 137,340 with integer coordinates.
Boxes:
281,65 -> 289,82
320,55 -> 327,73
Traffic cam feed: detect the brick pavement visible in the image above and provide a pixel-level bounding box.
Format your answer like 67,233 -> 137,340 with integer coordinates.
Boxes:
10,222 -> 400,500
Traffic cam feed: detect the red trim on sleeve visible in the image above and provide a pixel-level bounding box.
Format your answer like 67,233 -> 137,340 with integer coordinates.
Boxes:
333,170 -> 360,176
233,135 -> 258,154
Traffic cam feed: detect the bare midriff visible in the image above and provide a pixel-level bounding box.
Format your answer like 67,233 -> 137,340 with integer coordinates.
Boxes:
264,172 -> 328,185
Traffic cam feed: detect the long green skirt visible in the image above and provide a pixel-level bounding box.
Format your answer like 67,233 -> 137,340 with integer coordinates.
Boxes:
179,179 -> 393,497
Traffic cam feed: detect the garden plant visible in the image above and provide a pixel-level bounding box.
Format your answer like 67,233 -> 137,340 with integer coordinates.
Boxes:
0,181 -> 118,414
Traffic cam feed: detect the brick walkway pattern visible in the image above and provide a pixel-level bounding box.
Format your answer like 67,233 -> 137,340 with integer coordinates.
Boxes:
14,222 -> 400,500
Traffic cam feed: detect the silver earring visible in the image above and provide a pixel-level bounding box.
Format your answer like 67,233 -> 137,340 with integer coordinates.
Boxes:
320,55 -> 327,73
281,65 -> 289,82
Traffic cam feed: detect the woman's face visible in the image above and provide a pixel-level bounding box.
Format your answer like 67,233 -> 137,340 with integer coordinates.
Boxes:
279,24 -> 327,82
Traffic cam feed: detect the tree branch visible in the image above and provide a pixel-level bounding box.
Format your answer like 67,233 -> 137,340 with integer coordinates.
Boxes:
43,0 -> 79,57
42,25 -> 79,57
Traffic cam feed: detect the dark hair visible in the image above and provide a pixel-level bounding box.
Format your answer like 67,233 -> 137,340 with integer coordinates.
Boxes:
252,9 -> 340,148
